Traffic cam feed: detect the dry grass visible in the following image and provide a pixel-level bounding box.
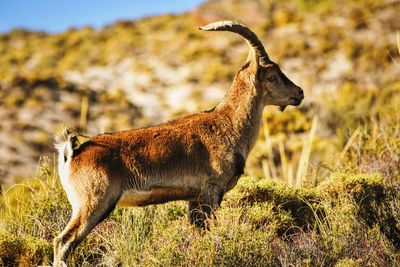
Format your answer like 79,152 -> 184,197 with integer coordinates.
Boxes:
1,169 -> 399,266
261,115 -> 318,187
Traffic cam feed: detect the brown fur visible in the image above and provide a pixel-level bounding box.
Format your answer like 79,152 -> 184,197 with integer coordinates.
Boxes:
53,21 -> 304,266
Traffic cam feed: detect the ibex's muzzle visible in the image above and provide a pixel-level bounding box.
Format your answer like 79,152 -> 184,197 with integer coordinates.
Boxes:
280,86 -> 304,111
292,86 -> 304,105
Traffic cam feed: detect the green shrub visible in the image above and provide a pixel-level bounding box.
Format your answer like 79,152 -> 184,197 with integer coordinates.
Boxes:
226,177 -> 323,234
320,172 -> 400,249
0,233 -> 52,266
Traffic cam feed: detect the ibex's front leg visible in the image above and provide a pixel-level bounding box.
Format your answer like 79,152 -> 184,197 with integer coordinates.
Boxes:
188,183 -> 223,228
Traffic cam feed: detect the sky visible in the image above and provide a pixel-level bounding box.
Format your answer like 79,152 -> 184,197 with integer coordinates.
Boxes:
0,0 -> 205,33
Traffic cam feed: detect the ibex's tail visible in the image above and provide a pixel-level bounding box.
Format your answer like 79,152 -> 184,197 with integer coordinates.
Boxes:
55,127 -> 79,163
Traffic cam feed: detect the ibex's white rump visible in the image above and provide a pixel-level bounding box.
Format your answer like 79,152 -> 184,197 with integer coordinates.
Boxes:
53,20 -> 304,265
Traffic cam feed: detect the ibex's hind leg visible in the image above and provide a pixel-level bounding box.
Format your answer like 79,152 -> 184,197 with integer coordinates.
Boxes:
188,184 -> 223,228
53,192 -> 120,266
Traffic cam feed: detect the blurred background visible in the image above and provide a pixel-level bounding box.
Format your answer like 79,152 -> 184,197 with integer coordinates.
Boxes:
0,0 -> 399,185
0,0 -> 205,33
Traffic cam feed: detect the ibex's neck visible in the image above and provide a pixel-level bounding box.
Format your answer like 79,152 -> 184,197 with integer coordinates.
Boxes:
215,70 -> 264,156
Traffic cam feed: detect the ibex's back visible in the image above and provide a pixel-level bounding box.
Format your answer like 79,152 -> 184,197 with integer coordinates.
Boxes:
53,20 -> 304,266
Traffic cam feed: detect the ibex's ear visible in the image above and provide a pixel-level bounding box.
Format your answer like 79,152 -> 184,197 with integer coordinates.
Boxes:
247,49 -> 260,75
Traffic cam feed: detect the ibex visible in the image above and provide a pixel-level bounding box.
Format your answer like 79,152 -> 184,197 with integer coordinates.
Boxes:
53,21 -> 303,265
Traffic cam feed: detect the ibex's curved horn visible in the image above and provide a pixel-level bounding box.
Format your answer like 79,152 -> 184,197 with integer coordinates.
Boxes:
199,20 -> 270,65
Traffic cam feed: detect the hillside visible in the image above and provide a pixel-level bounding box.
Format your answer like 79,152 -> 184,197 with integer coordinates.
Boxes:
1,0 -> 400,265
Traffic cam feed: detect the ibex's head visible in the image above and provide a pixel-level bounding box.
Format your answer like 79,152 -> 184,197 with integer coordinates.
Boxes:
200,21 -> 304,111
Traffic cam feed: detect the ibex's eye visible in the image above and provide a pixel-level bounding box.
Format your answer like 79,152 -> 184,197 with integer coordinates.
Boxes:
267,75 -> 277,82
